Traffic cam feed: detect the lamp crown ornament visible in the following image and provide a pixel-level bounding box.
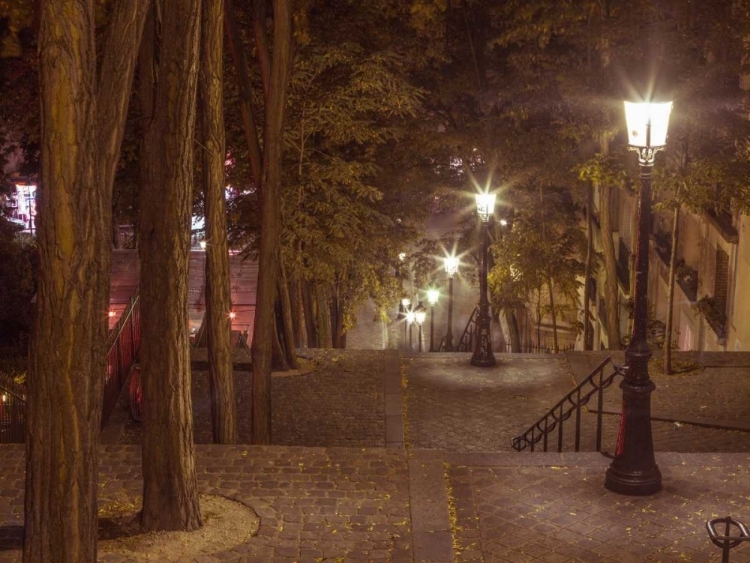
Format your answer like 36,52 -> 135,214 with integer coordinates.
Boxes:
624,100 -> 673,166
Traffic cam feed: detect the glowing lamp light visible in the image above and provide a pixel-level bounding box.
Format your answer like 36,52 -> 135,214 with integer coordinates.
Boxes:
398,252 -> 406,262
229,311 -> 237,320
444,256 -> 459,278
401,298 -> 411,308
426,289 -> 440,306
200,240 -> 207,250
108,310 -> 116,318
406,311 -> 416,324
499,219 -> 508,227
415,310 -> 426,325
624,101 -> 673,149
1,394 -> 6,403
475,193 -> 496,223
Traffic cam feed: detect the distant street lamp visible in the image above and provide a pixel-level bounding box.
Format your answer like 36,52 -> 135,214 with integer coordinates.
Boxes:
471,192 -> 497,367
406,310 -> 415,352
402,297 -> 411,349
415,310 -> 426,352
443,257 -> 459,351
605,100 -> 672,496
426,288 -> 440,352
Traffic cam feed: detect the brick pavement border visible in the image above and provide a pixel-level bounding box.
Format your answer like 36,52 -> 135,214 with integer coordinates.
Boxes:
384,350 -> 404,448
445,451 -> 750,467
408,449 -> 454,563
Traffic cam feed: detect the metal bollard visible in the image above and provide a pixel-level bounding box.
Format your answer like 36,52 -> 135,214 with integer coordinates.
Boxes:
707,517 -> 750,563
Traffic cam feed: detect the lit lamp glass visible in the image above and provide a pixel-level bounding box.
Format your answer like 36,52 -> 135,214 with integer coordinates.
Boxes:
624,101 -> 672,153
415,310 -> 426,325
444,256 -> 459,278
406,311 -> 415,324
229,311 -> 237,320
475,193 -> 496,223
200,240 -> 207,250
426,289 -> 440,306
401,298 -> 411,308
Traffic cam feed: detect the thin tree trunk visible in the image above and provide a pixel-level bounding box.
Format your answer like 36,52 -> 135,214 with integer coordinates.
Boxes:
26,1 -> 147,561
201,0 -> 237,444
224,0 -> 263,189
251,0 -> 293,444
139,0 -> 203,532
547,274 -> 559,352
271,314 -> 289,371
536,289 -> 542,348
278,263 -> 299,368
289,276 -> 302,347
583,183 -> 593,350
315,283 -> 333,348
112,199 -> 122,249
599,181 -> 621,350
302,279 -> 318,347
664,203 -> 680,375
506,310 -> 521,353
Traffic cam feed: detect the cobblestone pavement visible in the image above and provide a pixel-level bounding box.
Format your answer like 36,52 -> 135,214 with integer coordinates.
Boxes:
0,444 -> 412,563
447,452 -> 750,563
403,355 -> 574,452
119,349 -> 386,448
405,353 -> 750,453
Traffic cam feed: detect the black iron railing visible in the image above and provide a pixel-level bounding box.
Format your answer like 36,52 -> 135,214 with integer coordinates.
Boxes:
102,290 -> 141,427
511,356 -> 623,452
497,342 -> 575,354
455,306 -> 478,352
0,376 -> 25,443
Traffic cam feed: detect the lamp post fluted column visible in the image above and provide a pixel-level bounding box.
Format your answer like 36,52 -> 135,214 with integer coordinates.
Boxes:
427,289 -> 439,352
471,192 -> 496,367
606,100 -> 672,496
443,257 -> 458,352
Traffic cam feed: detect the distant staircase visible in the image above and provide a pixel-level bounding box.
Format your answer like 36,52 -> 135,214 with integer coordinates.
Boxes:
511,356 -> 623,453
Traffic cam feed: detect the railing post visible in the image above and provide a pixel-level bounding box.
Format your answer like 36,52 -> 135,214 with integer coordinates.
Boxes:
557,405 -> 564,452
575,388 -> 581,452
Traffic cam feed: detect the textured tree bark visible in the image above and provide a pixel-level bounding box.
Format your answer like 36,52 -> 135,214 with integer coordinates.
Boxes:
201,0 -> 238,444
301,279 -> 318,347
315,283 -> 333,348
26,1 -> 148,561
251,0 -> 293,444
139,0 -> 203,531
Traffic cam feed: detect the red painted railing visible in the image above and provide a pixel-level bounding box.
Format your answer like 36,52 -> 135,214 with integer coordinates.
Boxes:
102,290 -> 141,428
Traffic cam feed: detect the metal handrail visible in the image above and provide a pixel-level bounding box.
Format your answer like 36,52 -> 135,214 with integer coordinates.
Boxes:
511,356 -> 624,452
455,306 -> 479,352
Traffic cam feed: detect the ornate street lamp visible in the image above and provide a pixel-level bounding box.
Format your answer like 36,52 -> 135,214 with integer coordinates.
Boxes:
415,310 -> 426,352
426,288 -> 440,352
605,100 -> 672,496
443,256 -> 459,351
406,310 -> 415,352
471,192 -> 497,367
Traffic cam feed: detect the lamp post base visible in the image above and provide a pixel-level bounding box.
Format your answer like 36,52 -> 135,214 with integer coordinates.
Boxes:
604,464 -> 662,496
470,331 -> 496,367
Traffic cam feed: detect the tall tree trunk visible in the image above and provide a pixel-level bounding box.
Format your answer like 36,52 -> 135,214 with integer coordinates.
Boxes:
301,279 -> 318,347
547,274 -> 559,353
201,0 -> 237,444
315,283 -> 333,348
278,263 -> 299,368
664,203 -> 680,375
251,0 -> 293,444
139,0 -> 203,532
271,314 -> 289,371
536,289 -> 542,348
26,1 -> 148,561
583,183 -> 593,350
224,0 -> 263,188
289,276 -> 302,347
506,310 -> 521,352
